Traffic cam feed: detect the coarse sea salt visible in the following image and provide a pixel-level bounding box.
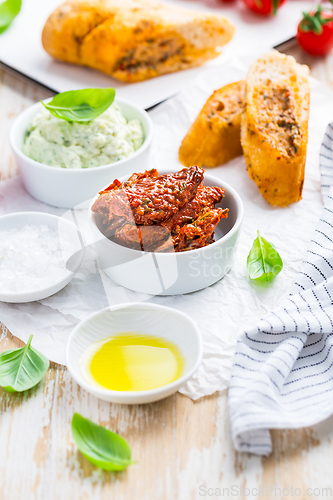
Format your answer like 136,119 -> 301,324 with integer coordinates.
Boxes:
0,224 -> 74,294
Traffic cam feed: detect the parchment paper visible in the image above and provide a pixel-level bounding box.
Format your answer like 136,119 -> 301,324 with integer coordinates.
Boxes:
1,56 -> 332,399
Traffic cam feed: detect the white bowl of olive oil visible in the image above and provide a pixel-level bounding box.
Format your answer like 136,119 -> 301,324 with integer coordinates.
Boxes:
66,303 -> 202,404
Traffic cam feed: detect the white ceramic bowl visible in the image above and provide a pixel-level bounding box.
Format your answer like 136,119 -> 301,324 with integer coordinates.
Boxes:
89,169 -> 244,296
0,212 -> 84,303
66,302 -> 202,404
9,98 -> 153,209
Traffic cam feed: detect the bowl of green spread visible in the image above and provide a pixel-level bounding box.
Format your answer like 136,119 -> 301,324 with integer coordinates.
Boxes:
9,95 -> 153,209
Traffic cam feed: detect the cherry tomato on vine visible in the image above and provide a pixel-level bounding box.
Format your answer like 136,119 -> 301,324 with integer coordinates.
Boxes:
297,7 -> 333,56
242,0 -> 287,15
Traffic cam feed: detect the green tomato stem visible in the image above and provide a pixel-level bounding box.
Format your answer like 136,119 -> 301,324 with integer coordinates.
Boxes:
273,0 -> 279,15
301,4 -> 333,35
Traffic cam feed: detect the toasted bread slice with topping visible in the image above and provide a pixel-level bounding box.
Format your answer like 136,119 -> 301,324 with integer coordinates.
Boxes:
179,80 -> 245,168
241,50 -> 310,207
42,0 -> 234,83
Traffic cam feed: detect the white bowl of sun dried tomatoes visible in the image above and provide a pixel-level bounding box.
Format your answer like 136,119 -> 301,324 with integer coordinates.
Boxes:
89,166 -> 243,296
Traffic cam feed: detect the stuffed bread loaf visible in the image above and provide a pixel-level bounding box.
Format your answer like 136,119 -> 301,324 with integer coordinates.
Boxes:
179,80 -> 245,168
241,50 -> 310,207
42,0 -> 234,83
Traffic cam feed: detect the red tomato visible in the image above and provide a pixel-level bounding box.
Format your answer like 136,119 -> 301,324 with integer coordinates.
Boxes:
242,0 -> 287,15
297,11 -> 333,56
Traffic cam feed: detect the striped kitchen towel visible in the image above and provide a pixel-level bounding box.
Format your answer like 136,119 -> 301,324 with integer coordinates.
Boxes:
229,124 -> 333,456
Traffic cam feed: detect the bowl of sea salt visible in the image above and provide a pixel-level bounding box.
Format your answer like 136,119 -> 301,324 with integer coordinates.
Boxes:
0,212 -> 84,303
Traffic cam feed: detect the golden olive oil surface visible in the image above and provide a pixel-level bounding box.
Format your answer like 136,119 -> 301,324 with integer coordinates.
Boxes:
84,333 -> 185,391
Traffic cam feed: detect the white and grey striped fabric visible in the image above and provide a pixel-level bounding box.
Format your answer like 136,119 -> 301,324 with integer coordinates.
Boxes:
229,124 -> 333,456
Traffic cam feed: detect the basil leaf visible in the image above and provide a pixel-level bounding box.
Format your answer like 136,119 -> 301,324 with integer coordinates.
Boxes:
247,230 -> 283,282
0,335 -> 49,392
0,0 -> 21,33
41,88 -> 116,123
71,413 -> 135,471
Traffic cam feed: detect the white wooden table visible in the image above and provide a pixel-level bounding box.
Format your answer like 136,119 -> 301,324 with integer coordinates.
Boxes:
2,45 -> 333,500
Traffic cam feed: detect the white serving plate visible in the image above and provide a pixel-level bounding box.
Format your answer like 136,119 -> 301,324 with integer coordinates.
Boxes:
66,302 -> 202,404
9,97 -> 153,209
0,212 -> 84,303
89,169 -> 244,296
0,0 -> 313,108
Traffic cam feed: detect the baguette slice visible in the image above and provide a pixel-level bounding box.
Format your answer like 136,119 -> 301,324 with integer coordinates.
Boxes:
42,0 -> 234,83
179,80 -> 245,168
241,50 -> 310,207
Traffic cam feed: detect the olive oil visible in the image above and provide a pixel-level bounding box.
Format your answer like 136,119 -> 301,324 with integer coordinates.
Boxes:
81,333 -> 185,392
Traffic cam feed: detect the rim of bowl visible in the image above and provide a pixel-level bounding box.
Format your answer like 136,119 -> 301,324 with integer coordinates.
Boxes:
89,169 -> 244,258
9,97 -> 154,173
0,211 -> 84,301
66,302 -> 203,398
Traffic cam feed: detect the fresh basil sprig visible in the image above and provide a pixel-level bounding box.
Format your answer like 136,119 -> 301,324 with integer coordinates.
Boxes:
71,413 -> 135,471
247,230 -> 283,283
0,334 -> 49,392
41,88 -> 116,123
0,0 -> 21,34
